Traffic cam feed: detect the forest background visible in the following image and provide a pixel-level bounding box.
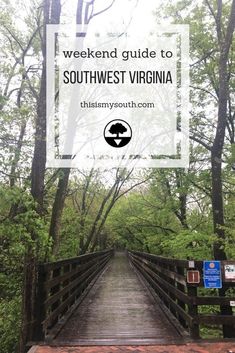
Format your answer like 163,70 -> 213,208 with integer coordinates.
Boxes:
0,0 -> 235,352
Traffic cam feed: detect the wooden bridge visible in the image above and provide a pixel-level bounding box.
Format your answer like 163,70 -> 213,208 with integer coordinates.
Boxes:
28,250 -> 235,353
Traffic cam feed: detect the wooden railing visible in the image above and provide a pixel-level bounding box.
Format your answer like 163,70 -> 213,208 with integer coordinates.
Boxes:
128,250 -> 235,339
33,249 -> 113,341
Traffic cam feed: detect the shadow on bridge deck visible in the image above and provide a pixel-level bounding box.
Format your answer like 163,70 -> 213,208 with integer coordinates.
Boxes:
54,251 -> 181,345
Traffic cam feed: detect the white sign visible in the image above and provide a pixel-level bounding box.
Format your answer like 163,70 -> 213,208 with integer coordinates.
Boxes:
188,260 -> 195,269
224,264 -> 235,280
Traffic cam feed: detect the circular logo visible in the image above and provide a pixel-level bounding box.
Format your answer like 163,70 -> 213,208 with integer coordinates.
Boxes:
104,119 -> 132,148
209,262 -> 215,269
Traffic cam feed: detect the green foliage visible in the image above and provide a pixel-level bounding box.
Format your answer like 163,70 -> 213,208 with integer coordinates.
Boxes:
0,296 -> 21,353
0,187 -> 50,353
161,230 -> 216,259
57,206 -> 81,258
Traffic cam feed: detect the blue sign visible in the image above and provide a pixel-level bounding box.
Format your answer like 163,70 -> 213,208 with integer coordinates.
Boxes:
203,261 -> 222,288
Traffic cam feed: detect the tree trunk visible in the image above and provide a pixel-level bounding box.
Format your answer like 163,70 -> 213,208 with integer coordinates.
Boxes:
30,0 -> 49,213
19,251 -> 37,353
211,0 -> 235,260
10,120 -> 26,187
80,182 -> 117,254
175,170 -> 189,229
50,169 -> 70,255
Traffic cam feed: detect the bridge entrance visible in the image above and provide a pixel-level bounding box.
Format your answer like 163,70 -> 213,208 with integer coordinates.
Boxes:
55,252 -> 181,345
29,248 -> 235,353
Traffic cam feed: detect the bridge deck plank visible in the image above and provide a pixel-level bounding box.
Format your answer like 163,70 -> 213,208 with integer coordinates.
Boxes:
29,342 -> 235,353
54,252 -> 180,343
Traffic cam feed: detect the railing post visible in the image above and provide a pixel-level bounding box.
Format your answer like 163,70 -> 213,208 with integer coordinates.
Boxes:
176,266 -> 187,328
33,264 -> 47,341
51,267 -> 62,318
187,285 -> 200,339
168,263 -> 176,316
219,287 -> 235,338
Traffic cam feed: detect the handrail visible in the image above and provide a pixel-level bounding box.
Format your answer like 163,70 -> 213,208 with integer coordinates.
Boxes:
128,250 -> 235,339
32,249 -> 114,341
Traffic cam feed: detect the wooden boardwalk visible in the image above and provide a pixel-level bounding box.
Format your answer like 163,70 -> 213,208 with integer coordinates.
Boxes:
54,252 -> 181,345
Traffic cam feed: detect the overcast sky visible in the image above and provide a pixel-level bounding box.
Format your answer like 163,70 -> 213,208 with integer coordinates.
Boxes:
62,0 -> 161,34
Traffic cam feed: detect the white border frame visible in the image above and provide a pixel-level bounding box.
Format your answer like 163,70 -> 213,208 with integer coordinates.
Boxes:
46,25 -> 189,168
